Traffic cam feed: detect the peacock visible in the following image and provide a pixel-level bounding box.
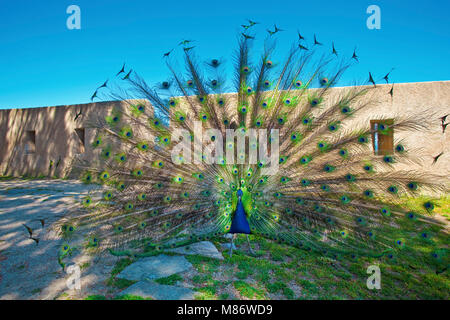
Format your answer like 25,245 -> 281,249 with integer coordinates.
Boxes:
58,22 -> 448,270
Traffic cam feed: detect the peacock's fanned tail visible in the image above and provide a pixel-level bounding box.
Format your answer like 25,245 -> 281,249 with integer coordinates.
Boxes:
58,28 -> 448,266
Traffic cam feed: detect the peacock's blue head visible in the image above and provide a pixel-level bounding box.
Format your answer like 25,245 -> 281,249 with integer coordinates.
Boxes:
237,189 -> 243,198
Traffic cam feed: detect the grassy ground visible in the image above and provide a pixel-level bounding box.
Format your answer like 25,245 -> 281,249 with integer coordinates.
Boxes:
81,195 -> 449,300
92,231 -> 448,300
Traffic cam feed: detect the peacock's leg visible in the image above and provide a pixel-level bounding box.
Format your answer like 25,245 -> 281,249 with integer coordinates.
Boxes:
246,234 -> 255,255
229,234 -> 234,258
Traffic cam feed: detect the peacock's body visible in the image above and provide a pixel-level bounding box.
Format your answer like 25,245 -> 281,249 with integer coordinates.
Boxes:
59,24 -> 448,268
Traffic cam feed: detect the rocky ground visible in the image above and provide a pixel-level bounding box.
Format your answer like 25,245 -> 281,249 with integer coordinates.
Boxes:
0,179 -> 449,300
0,179 -> 227,300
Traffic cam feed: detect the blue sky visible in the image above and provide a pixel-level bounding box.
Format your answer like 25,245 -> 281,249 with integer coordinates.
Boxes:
0,0 -> 449,109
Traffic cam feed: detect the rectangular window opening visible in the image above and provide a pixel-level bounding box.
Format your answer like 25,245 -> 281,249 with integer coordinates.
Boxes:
370,119 -> 394,155
75,128 -> 85,153
24,130 -> 36,154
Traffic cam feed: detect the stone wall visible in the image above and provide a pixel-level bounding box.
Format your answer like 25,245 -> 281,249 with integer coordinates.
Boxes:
0,81 -> 448,179
0,100 -> 131,177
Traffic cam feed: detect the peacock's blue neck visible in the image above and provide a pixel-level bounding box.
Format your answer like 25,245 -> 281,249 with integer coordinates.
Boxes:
229,194 -> 251,234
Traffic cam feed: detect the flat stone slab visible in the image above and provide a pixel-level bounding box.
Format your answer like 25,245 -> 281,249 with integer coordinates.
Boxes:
165,241 -> 224,260
117,254 -> 193,281
120,280 -> 195,300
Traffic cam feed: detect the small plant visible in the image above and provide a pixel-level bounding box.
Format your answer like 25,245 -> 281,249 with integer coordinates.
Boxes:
155,274 -> 183,285
113,294 -> 151,300
85,295 -> 107,300
233,281 -> 265,299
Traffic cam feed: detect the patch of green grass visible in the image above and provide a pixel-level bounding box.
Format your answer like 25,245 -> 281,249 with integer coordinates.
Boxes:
113,294 -> 152,300
270,251 -> 284,262
236,271 -> 250,280
110,258 -> 133,277
186,254 -> 221,273
233,281 -> 266,299
192,274 -> 213,285
155,274 -> 183,285
266,281 -> 285,294
54,292 -> 69,300
80,262 -> 91,270
31,288 -> 41,295
85,295 -> 107,300
106,258 -> 136,289
282,287 -> 295,299
194,286 -> 218,300
108,278 -> 136,289
218,293 -> 230,300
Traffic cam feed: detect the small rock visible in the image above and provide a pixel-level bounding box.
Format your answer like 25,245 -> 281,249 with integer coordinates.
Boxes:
117,254 -> 192,281
165,241 -> 224,260
120,280 -> 195,300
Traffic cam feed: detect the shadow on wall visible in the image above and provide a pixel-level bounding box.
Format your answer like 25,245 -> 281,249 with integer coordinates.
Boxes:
0,101 -> 133,178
